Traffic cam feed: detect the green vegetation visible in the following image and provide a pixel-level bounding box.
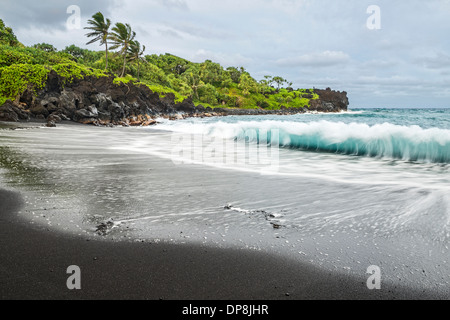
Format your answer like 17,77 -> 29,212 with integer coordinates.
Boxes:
33,43 -> 57,53
0,15 -> 317,110
0,19 -> 20,47
109,22 -> 136,77
51,62 -> 107,84
0,64 -> 49,104
127,40 -> 146,82
85,12 -> 111,70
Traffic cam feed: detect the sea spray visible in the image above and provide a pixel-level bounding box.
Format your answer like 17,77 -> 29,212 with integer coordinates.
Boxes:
158,120 -> 450,164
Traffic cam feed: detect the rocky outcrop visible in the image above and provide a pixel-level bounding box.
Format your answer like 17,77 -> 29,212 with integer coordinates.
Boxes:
0,71 -> 349,125
0,100 -> 30,122
310,88 -> 349,112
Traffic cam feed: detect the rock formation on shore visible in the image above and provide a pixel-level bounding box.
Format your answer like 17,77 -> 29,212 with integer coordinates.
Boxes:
0,71 -> 349,126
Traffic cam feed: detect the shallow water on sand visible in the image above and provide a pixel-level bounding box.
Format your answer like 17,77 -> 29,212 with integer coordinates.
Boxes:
0,122 -> 449,297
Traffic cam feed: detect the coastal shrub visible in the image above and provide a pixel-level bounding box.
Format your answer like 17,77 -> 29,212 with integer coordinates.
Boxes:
0,46 -> 32,67
289,97 -> 310,108
62,45 -> 87,59
0,21 -> 331,112
225,95 -> 238,108
0,19 -> 20,47
146,84 -> 186,103
47,52 -> 75,65
199,60 -> 224,87
166,74 -> 193,97
226,67 -> 242,84
137,52 -> 317,110
145,53 -> 190,76
0,45 -> 79,68
113,74 -> 136,85
238,73 -> 258,96
0,64 -> 49,100
21,47 -> 51,65
52,62 -> 107,84
197,83 -> 219,105
33,43 -> 57,53
138,62 -> 170,87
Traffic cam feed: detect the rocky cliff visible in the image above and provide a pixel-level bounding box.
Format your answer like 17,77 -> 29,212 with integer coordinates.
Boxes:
0,71 -> 349,126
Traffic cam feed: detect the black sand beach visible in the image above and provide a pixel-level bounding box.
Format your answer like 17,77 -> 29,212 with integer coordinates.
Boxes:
0,122 -> 448,300
0,188 -> 446,300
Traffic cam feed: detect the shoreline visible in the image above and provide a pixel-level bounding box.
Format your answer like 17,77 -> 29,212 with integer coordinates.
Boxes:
0,71 -> 349,127
1,121 -> 448,300
1,106 -> 351,129
0,187 -> 445,300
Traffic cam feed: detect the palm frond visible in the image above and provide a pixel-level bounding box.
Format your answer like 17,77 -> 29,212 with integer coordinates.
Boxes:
85,12 -> 110,46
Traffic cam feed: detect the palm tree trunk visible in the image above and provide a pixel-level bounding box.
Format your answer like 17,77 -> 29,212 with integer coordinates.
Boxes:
121,53 -> 127,77
137,60 -> 140,82
105,42 -> 108,71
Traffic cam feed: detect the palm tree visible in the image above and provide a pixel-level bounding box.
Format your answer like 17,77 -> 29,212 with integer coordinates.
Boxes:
127,40 -> 146,82
109,23 -> 136,77
84,12 -> 111,70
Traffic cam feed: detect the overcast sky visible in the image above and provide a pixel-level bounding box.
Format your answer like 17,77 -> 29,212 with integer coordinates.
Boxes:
2,0 -> 450,108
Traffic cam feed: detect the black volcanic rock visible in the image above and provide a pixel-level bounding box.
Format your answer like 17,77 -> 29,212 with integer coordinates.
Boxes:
0,100 -> 30,122
311,88 -> 349,112
0,71 -> 349,125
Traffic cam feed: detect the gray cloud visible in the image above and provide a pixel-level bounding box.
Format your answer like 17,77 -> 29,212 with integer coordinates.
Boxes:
416,53 -> 450,70
1,0 -> 118,30
157,28 -> 183,39
155,0 -> 189,11
1,0 -> 449,107
191,49 -> 253,67
168,22 -> 233,40
276,51 -> 350,68
356,76 -> 422,87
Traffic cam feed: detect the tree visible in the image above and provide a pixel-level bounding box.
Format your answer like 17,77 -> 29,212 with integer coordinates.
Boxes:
146,53 -> 190,76
238,73 -> 258,96
33,43 -> 57,52
198,83 -> 219,105
259,79 -> 270,95
127,40 -> 146,82
273,76 -> 286,91
63,45 -> 86,59
85,12 -> 111,70
264,75 -> 275,88
109,23 -> 136,77
200,60 -> 223,86
0,19 -> 20,47
226,67 -> 242,84
182,65 -> 203,100
221,72 -> 233,88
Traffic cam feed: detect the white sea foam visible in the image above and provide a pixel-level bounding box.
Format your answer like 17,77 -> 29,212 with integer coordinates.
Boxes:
154,120 -> 450,163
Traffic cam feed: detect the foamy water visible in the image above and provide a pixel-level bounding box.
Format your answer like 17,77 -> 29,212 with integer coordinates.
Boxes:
0,108 -> 449,295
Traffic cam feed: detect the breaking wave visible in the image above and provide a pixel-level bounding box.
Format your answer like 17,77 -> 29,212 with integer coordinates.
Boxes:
159,120 -> 450,163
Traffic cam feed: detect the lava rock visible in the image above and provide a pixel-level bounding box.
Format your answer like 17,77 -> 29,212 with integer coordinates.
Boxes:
46,120 -> 56,127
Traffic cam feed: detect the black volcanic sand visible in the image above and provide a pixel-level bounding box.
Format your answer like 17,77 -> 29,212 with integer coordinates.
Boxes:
0,188 -> 445,300
0,120 -> 447,300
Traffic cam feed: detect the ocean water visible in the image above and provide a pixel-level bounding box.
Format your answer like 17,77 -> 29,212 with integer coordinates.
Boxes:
157,108 -> 450,162
0,108 -> 449,295
150,108 -> 450,186
127,108 -> 450,294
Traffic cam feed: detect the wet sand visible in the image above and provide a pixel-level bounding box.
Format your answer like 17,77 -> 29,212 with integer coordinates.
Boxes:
0,188 -> 445,300
0,121 -> 448,300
